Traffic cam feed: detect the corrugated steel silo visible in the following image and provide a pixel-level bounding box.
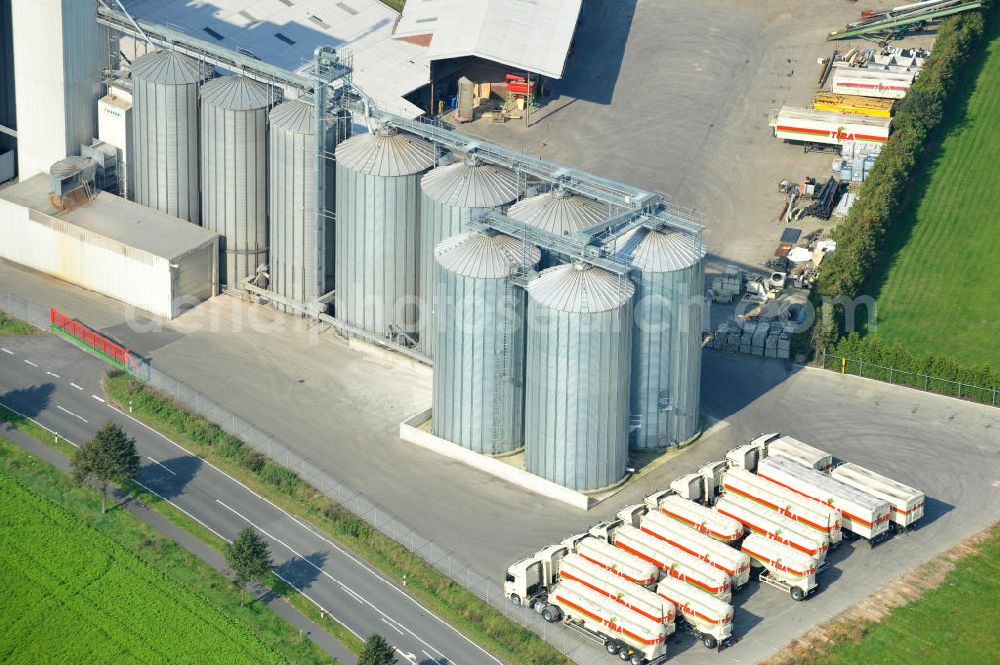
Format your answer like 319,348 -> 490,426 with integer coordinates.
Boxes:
507,188 -> 607,266
432,231 -> 540,454
524,263 -> 635,491
618,228 -> 706,449
268,99 -> 338,305
334,126 -> 435,335
200,76 -> 272,287
131,50 -> 212,224
418,156 -> 520,356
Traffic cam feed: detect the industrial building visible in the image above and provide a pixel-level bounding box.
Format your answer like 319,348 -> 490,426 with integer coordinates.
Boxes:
0,0 -> 707,494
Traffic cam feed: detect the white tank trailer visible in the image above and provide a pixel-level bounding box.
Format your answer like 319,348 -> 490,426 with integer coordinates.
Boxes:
612,525 -> 732,601
741,533 -> 819,601
546,580 -> 669,664
639,510 -> 751,588
574,537 -> 660,587
654,494 -> 745,543
559,554 -> 676,625
757,455 -> 892,540
759,433 -> 834,472
830,67 -> 914,99
715,494 -> 829,560
831,463 -> 925,528
722,467 -> 843,544
655,575 -> 734,650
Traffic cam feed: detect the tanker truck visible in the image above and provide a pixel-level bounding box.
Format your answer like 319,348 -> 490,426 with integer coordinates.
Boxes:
741,533 -> 819,601
758,455 -> 891,541
721,467 -> 843,544
656,575 -> 734,650
715,494 -> 829,561
648,494 -> 744,543
830,462 -> 925,529
559,553 -> 676,625
638,509 -> 751,589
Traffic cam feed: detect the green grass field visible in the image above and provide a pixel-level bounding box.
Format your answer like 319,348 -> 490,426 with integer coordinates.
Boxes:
803,524 -> 1000,665
869,14 -> 1000,368
0,313 -> 35,336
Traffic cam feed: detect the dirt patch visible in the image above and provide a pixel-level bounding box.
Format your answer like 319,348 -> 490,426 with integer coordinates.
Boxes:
761,522 -> 999,665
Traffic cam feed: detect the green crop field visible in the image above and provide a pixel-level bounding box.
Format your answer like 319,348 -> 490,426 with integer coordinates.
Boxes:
0,472 -> 281,664
868,14 -> 1000,369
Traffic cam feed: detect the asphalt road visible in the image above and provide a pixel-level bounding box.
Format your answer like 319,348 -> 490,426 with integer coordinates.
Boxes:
0,334 -> 501,665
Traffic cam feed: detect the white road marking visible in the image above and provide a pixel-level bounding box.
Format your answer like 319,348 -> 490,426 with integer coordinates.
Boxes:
108,405 -> 484,664
396,649 -> 417,664
0,400 -> 78,447
55,405 -> 88,423
24,359 -> 37,367
91,395 -> 105,403
381,618 -> 404,635
133,479 -> 231,542
146,456 -> 176,476
70,382 -> 83,390
422,650 -> 435,662
1,348 -> 13,355
46,371 -> 60,378
339,583 -> 365,604
270,570 -> 366,641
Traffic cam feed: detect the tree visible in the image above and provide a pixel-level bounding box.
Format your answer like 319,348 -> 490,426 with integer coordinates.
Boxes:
70,420 -> 140,514
359,633 -> 396,665
225,526 -> 273,607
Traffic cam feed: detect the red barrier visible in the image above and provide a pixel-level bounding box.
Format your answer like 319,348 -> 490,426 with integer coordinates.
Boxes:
49,309 -> 145,377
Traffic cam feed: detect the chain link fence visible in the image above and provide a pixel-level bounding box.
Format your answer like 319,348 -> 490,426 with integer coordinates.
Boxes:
821,349 -> 998,406
0,286 -> 607,664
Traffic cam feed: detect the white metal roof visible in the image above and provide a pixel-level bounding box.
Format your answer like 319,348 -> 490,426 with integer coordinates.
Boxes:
397,0 -> 583,78
507,189 -> 608,236
335,126 -> 436,176
1,175 -> 218,260
527,262 -> 634,314
434,231 -> 540,279
120,0 -> 429,118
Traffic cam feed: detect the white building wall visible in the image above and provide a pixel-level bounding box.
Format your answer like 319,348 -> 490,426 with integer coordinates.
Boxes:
12,0 -> 105,178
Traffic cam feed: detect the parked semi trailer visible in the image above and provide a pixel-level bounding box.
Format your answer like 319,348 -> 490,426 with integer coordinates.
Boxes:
758,455 -> 892,541
560,553 -> 676,625
830,67 -> 914,99
638,509 -> 752,588
612,525 -> 733,601
575,537 -> 660,587
813,92 -> 895,118
741,533 -> 819,601
831,463 -> 925,528
759,434 -> 834,472
722,467 -> 843,544
656,575 -> 734,650
715,494 -> 829,560
648,494 -> 744,543
770,106 -> 891,146
546,580 -> 670,664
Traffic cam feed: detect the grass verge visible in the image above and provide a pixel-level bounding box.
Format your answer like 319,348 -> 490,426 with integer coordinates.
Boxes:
0,437 -> 331,664
104,370 -> 571,665
0,313 -> 36,336
765,522 -> 1000,665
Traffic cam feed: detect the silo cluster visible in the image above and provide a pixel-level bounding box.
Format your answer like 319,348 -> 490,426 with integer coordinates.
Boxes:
334,126 -> 435,335
130,50 -> 212,224
432,231 -> 540,454
418,156 -> 520,356
507,188 -> 607,267
200,76 -> 272,286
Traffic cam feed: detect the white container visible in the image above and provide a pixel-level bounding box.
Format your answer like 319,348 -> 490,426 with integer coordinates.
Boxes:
550,580 -> 668,661
640,511 -> 751,587
559,553 -> 676,624
656,494 -> 745,543
742,533 -> 818,597
613,525 -> 732,600
771,106 -> 891,146
831,68 -> 914,99
831,463 -> 925,528
574,537 -> 659,587
758,456 -> 891,540
722,467 -> 843,543
765,436 -> 833,472
656,575 -> 733,646
715,495 -> 829,560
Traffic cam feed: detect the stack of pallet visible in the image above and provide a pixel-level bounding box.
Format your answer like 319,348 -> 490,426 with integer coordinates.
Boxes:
704,319 -> 792,359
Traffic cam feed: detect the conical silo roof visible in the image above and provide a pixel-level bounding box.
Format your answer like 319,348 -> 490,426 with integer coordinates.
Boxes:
420,157 -> 520,208
335,126 -> 435,176
435,231 -> 541,279
527,262 -> 635,313
49,156 -> 94,178
200,75 -> 272,110
618,227 -> 706,272
131,50 -> 213,85
269,99 -> 318,135
507,188 -> 608,236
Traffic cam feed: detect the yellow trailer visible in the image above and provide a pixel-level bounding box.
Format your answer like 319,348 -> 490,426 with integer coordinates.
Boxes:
813,93 -> 894,118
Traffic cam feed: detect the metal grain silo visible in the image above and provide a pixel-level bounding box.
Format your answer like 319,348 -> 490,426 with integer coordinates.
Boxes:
268,99 -> 338,305
432,231 -> 541,454
334,126 -> 435,336
618,227 -> 706,449
131,50 -> 212,224
418,156 -> 520,357
507,188 -> 607,266
200,76 -> 272,287
524,263 -> 635,491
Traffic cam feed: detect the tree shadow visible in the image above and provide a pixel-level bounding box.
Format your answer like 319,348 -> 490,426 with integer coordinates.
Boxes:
271,551 -> 329,594
136,454 -> 203,501
0,383 -> 56,419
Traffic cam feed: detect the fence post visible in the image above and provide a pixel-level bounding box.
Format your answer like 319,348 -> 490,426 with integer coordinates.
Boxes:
958,382 -> 962,398
859,359 -> 863,377
889,367 -> 894,384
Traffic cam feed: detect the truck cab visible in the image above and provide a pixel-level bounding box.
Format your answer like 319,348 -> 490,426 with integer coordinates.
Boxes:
503,544 -> 568,607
